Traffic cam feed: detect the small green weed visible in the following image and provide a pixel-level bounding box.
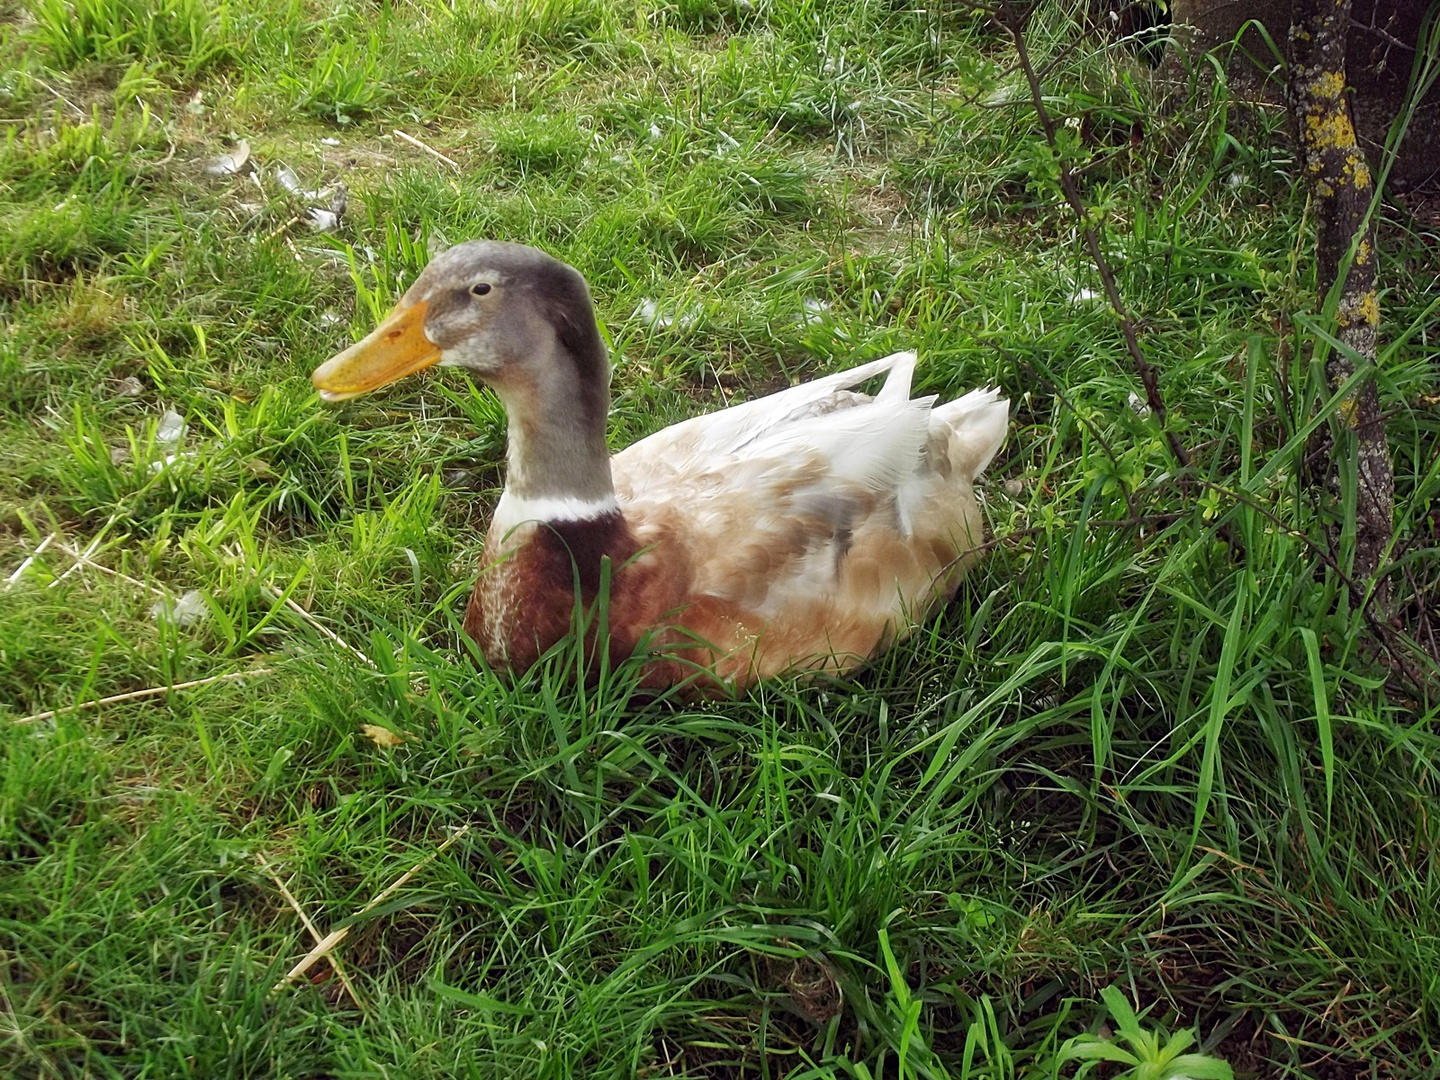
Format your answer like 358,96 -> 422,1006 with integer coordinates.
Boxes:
1054,986 -> 1233,1080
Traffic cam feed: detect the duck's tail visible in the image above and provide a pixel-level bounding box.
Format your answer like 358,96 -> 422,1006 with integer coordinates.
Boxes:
931,388 -> 1009,480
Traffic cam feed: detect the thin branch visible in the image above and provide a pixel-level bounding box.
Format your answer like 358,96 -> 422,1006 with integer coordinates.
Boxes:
1350,16 -> 1415,54
993,2 -> 1192,473
15,669 -> 272,726
52,539 -> 167,597
393,129 -> 461,170
1192,474 -> 1432,697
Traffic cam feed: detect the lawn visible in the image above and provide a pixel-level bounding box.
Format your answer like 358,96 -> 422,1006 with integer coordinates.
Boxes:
2,0 -> 1438,1076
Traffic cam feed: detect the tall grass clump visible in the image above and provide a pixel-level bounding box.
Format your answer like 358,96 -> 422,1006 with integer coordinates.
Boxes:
29,0 -> 228,73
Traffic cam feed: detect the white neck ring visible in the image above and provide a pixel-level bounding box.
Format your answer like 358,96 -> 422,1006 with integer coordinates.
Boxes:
491,490 -> 619,535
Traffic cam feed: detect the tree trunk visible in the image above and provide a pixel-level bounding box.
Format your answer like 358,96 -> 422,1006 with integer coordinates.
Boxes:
1288,0 -> 1394,613
1171,0 -> 1440,191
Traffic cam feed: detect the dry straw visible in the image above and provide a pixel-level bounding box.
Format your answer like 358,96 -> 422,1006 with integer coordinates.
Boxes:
271,826 -> 472,994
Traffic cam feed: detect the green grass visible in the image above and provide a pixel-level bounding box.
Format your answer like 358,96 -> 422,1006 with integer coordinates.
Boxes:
2,0 -> 1438,1076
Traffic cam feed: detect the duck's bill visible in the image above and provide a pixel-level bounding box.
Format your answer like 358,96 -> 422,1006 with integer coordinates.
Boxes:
311,300 -> 440,402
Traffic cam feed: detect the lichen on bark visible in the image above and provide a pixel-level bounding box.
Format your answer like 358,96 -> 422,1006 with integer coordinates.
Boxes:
1287,0 -> 1394,613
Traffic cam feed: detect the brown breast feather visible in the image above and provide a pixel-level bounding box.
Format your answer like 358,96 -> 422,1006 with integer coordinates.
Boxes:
464,511 -> 720,690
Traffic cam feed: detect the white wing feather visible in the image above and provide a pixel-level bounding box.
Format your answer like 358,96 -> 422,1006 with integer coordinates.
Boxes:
616,351 -> 931,498
624,351 -> 916,459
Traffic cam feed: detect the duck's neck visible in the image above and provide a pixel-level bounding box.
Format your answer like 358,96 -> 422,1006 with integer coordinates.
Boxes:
490,344 -> 617,533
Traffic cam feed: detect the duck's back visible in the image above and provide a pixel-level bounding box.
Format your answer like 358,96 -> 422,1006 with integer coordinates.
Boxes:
611,353 -> 1008,688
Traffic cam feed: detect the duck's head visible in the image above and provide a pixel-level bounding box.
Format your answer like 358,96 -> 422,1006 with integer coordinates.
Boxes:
311,240 -> 607,404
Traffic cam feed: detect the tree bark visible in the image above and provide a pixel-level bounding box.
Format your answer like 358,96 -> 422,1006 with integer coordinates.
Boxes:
1288,0 -> 1394,613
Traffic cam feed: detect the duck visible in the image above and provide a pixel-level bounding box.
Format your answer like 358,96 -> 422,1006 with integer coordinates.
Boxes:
312,240 -> 1008,694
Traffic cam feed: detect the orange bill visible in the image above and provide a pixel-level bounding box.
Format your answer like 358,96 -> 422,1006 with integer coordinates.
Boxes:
311,300 -> 440,402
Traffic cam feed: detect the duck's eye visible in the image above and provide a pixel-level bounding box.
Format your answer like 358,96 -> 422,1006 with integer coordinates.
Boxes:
470,282 -> 492,297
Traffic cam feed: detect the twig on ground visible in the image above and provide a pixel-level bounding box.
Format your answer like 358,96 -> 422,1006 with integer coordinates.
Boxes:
256,853 -> 366,1011
52,538 -> 167,598
15,669 -> 272,726
264,215 -> 303,243
259,583 -> 377,669
272,825 -> 472,994
32,77 -> 84,118
48,533 -> 105,589
4,532 -> 57,589
393,129 -> 461,170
